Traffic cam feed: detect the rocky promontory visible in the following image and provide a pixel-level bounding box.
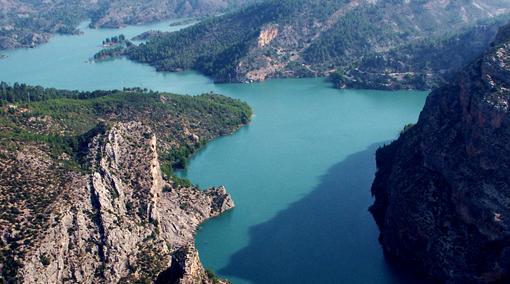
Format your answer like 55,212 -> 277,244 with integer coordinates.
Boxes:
370,23 -> 510,282
0,85 -> 251,283
14,122 -> 232,283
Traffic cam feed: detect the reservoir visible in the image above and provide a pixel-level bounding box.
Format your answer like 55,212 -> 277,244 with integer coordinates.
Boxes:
0,20 -> 427,284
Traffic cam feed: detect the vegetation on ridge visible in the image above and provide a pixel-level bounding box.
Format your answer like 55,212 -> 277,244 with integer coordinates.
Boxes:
125,0 -> 510,89
0,82 -> 251,172
0,82 -> 251,282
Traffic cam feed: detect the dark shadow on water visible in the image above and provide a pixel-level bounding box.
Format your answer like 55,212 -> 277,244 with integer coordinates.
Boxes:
219,143 -> 427,284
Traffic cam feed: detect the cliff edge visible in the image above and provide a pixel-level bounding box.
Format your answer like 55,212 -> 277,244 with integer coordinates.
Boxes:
0,87 -> 251,283
370,23 -> 510,282
2,122 -> 232,283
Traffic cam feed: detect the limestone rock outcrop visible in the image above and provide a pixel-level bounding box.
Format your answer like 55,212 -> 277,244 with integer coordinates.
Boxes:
5,122 -> 233,283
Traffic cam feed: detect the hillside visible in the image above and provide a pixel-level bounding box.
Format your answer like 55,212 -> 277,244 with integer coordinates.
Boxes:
370,23 -> 510,282
0,83 -> 251,283
126,0 -> 510,90
89,0 -> 255,28
331,21 -> 506,90
0,0 -> 255,50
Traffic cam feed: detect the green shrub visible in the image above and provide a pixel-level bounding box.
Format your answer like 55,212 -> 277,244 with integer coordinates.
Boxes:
400,123 -> 415,135
206,269 -> 221,284
39,254 -> 50,266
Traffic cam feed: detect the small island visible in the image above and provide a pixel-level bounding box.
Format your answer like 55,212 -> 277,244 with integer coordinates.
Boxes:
94,34 -> 134,61
0,54 -> 6,60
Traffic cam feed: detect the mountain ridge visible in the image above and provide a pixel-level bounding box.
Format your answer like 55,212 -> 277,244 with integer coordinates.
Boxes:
126,0 -> 510,90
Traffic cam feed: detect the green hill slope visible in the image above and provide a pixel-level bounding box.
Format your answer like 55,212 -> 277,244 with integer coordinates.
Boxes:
126,0 -> 510,90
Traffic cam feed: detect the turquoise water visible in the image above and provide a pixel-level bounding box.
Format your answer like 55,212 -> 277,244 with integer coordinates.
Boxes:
0,21 -> 427,284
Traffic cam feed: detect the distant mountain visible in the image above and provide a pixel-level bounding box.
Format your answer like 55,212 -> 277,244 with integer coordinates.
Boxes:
126,0 -> 510,90
0,0 -> 93,49
0,0 -> 255,50
370,22 -> 510,282
89,0 -> 256,28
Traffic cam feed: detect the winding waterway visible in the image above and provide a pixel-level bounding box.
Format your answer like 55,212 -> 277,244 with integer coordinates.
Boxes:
0,21 -> 427,284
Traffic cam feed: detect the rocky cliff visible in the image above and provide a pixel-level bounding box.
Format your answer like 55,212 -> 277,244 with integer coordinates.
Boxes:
10,122 -> 232,283
370,23 -> 510,282
0,86 -> 251,283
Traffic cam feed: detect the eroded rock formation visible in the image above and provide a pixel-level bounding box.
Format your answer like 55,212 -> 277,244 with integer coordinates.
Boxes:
2,122 -> 233,283
370,24 -> 510,282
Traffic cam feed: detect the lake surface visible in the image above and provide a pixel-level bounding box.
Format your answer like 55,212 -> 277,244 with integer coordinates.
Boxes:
0,20 -> 427,284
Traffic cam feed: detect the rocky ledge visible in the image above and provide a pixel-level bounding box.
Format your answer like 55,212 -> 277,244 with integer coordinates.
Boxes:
1,122 -> 233,283
370,23 -> 510,282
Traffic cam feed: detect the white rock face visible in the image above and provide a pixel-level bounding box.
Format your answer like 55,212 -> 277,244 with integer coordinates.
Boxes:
17,122 -> 234,283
